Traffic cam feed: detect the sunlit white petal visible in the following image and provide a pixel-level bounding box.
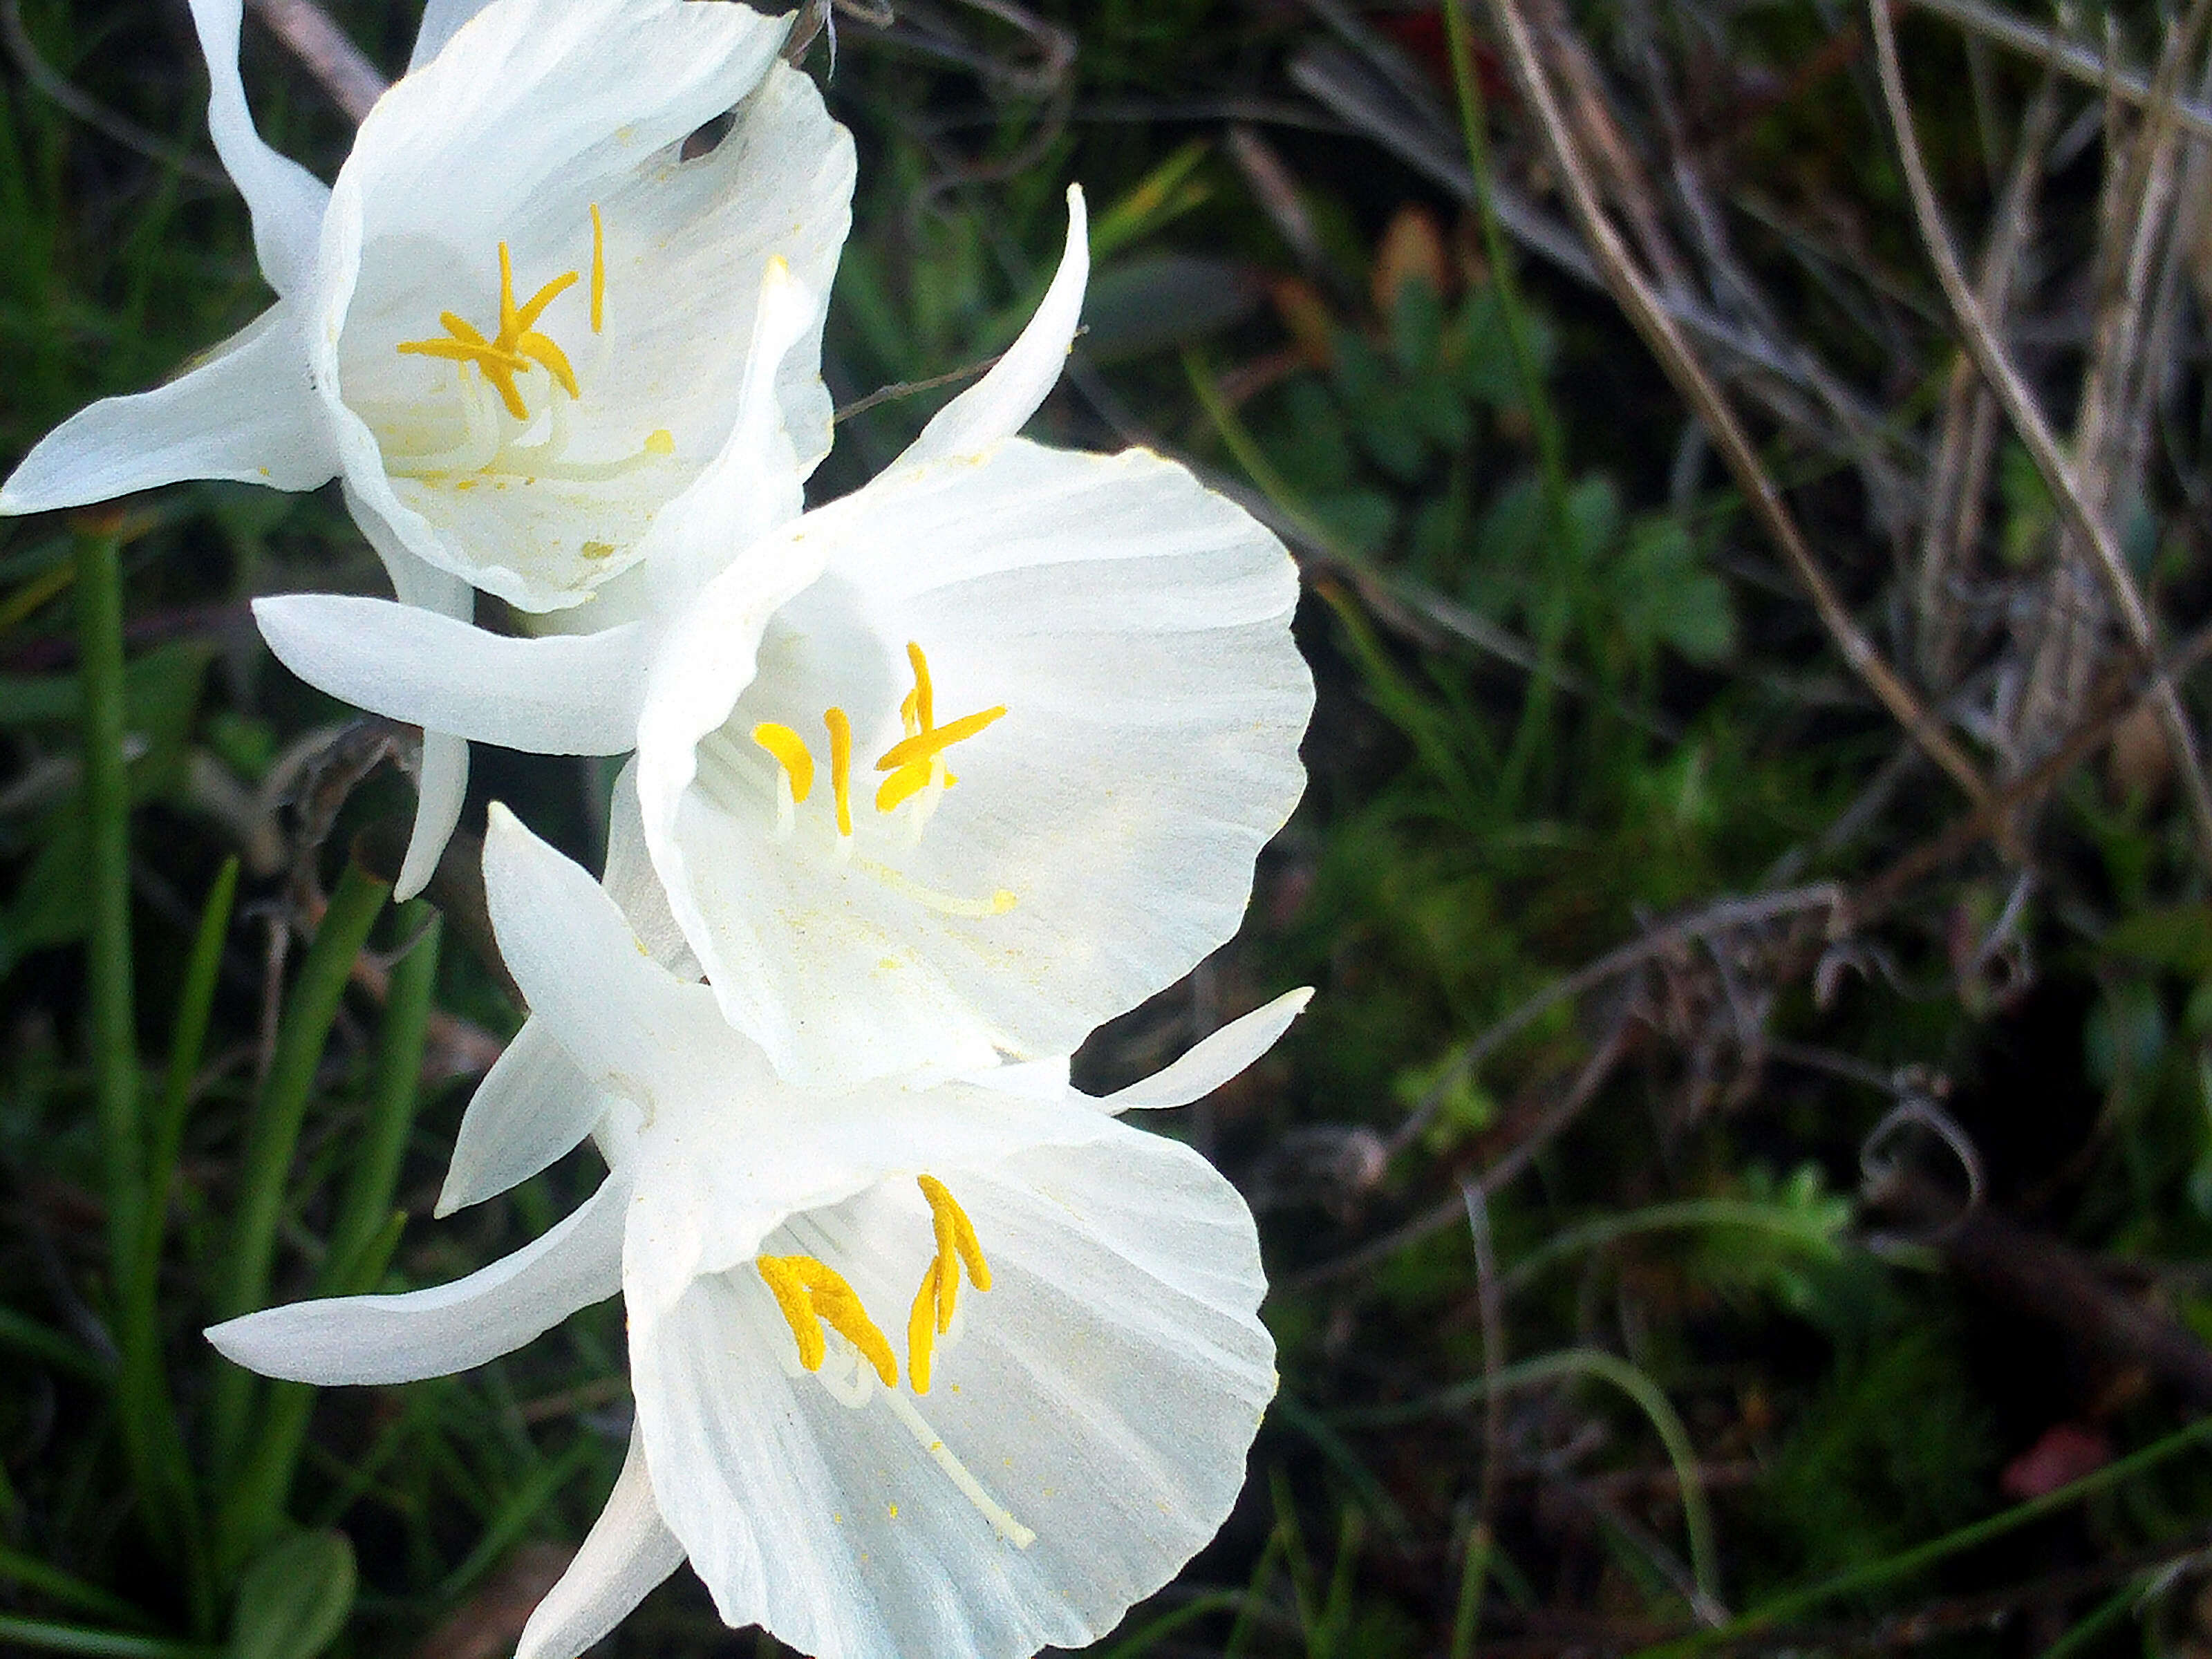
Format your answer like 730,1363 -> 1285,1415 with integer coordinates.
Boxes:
515,1430 -> 686,1659
185,0 -> 330,297
1096,988 -> 1313,1113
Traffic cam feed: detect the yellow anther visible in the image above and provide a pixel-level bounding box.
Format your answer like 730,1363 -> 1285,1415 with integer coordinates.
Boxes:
875,706 -> 1006,774
514,268 -> 579,332
907,1176 -> 991,1395
874,761 -> 936,815
757,1254 -> 897,1388
590,203 -> 606,333
906,1259 -> 942,1394
824,708 -> 854,837
907,641 -> 935,731
751,722 -> 814,802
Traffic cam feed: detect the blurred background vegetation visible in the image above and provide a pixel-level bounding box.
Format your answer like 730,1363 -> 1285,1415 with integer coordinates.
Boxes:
10,0 -> 2212,1653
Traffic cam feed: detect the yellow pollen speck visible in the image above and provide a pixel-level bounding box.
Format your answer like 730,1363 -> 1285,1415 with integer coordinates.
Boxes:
580,540 -> 615,561
590,203 -> 606,332
455,478 -> 479,491
644,429 -> 675,455
888,1502 -> 899,1519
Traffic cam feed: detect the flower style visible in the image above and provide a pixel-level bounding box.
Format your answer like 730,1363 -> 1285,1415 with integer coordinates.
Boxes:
209,807 -> 1306,1659
252,189 -> 1316,1084
1,0 -> 854,893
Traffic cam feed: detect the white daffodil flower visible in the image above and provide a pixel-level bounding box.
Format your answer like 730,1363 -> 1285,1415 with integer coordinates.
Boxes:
252,188 -> 1316,1084
209,807 -> 1306,1659
2,0 -> 854,894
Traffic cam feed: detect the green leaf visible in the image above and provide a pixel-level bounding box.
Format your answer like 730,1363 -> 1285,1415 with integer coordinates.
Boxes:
228,1533 -> 354,1659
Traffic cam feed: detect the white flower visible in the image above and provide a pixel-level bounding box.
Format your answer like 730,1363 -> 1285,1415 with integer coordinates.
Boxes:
2,0 -> 853,894
253,189 -> 1316,1084
209,806 -> 1306,1659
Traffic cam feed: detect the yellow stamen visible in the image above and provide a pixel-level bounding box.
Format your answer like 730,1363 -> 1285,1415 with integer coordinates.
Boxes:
907,641 -> 935,731
590,203 -> 606,333
874,706 -> 1006,773
874,761 -> 935,814
751,723 -> 814,802
824,708 -> 854,837
757,1254 -> 897,1388
906,1260 -> 941,1394
514,268 -> 579,332
496,242 -> 522,344
516,329 -> 580,399
907,1177 -> 992,1395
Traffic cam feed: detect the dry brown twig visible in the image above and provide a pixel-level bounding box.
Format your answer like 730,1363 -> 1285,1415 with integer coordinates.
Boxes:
1868,0 -> 2212,865
1477,0 -> 1998,817
247,0 -> 386,118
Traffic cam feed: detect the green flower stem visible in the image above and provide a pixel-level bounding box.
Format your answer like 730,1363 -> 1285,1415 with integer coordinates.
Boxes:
208,861 -> 388,1493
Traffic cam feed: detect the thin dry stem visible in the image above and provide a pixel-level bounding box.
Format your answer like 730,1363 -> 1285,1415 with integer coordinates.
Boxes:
1482,0 -> 1997,814
1868,0 -> 2212,865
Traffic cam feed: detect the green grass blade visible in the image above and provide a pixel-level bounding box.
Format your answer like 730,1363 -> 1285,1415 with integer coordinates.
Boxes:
0,1615 -> 217,1658
207,861 -> 388,1494
319,906 -> 439,1293
0,1542 -> 151,1628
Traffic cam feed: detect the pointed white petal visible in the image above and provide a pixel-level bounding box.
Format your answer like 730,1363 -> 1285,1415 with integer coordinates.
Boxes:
252,596 -> 648,755
0,307 -> 335,514
481,803 -> 746,1093
205,1175 -> 627,1385
361,527 -> 477,899
630,1118 -> 1272,1659
1097,988 -> 1311,1113
185,0 -> 329,297
407,0 -> 494,70
965,1056 -> 1072,1101
635,257 -> 819,605
896,185 -> 1087,469
515,1430 -> 685,1659
436,1018 -> 605,1217
603,758 -> 697,975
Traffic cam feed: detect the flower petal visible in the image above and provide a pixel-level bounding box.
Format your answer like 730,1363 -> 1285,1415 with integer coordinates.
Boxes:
645,439 -> 1311,1085
897,186 -> 1087,470
205,1174 -> 627,1385
515,1429 -> 686,1659
252,595 -> 648,755
603,758 -> 697,976
629,1118 -> 1273,1659
0,306 -> 335,514
407,0 -> 494,70
359,513 -> 476,899
481,803 -> 749,1095
318,0 -> 850,610
435,1017 -> 604,1217
185,0 -> 329,297
1096,988 -> 1311,1113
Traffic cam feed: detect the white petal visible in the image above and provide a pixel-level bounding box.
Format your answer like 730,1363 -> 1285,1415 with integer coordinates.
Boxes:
646,440 -> 1311,1085
0,306 -> 335,514
205,1174 -> 627,1385
361,521 -> 477,899
1096,988 -> 1312,1113
632,258 -> 819,606
252,595 -> 648,755
408,0 -> 494,70
480,803 -> 749,1094
897,186 -> 1087,470
514,1429 -> 686,1659
603,758 -> 697,976
630,1119 -> 1273,1659
436,1017 -> 604,1217
185,0 -> 329,297
317,0 -> 850,611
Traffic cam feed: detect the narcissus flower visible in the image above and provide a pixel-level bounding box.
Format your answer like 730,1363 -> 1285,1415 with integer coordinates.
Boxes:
209,807 -> 1304,1659
2,0 -> 853,892
254,189 -> 1315,1083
